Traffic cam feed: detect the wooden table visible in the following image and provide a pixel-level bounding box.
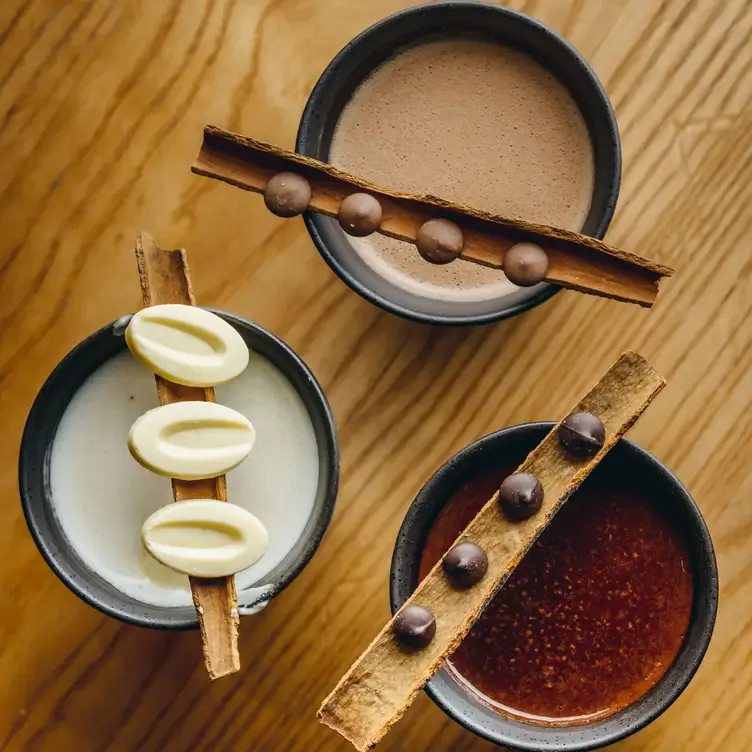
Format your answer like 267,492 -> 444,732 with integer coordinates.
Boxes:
1,1 -> 749,750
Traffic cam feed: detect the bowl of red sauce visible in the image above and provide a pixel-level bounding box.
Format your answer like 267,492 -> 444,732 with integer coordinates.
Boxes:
390,422 -> 717,751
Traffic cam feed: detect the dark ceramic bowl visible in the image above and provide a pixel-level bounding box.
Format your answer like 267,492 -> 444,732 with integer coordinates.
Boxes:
297,1 -> 621,325
19,311 -> 339,629
391,423 -> 717,750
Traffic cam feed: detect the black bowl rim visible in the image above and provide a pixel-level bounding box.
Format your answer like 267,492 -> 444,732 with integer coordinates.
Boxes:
19,311 -> 340,629
390,421 -> 718,750
296,0 -> 622,326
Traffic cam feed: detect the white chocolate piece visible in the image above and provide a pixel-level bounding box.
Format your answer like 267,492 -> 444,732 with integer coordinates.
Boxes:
128,401 -> 256,480
125,304 -> 249,387
141,500 -> 269,577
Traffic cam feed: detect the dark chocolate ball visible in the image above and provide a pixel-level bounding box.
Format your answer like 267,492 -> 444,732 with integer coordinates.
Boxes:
338,193 -> 383,237
503,242 -> 549,286
442,542 -> 488,588
558,411 -> 606,458
263,172 -> 312,217
498,472 -> 544,522
415,218 -> 463,264
393,605 -> 436,649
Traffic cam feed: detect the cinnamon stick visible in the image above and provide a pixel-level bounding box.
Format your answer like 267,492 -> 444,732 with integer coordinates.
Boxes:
318,351 -> 665,750
192,126 -> 673,307
134,232 -> 240,680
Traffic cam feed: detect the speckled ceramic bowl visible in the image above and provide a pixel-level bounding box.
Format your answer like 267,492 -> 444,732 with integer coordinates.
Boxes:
19,311 -> 339,629
390,423 -> 717,750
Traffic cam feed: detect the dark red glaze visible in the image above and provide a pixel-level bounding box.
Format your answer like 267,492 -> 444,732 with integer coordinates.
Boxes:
420,466 -> 693,725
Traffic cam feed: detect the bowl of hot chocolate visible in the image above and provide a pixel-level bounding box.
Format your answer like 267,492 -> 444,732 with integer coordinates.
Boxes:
297,2 -> 621,324
390,424 -> 717,750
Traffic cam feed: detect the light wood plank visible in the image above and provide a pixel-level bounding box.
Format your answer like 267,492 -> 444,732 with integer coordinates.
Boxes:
0,1 -> 750,750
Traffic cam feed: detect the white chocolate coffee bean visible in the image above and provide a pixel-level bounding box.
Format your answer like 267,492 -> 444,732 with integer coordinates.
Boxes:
125,304 -> 249,387
141,500 -> 269,577
128,401 -> 256,480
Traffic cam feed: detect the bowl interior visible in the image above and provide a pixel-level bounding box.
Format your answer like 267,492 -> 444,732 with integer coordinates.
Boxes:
19,313 -> 339,629
390,423 -> 717,751
297,2 -> 621,324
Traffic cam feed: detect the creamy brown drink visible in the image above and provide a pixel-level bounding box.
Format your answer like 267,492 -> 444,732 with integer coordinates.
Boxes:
330,39 -> 595,302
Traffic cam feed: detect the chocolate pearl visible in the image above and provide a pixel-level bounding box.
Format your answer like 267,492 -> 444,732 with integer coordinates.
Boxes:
338,193 -> 383,237
394,605 -> 436,649
443,542 -> 488,588
503,242 -> 549,287
263,172 -> 312,217
498,472 -> 544,522
558,411 -> 606,458
416,218 -> 463,264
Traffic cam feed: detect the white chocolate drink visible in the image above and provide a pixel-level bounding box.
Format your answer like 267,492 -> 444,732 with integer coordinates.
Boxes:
50,349 -> 320,608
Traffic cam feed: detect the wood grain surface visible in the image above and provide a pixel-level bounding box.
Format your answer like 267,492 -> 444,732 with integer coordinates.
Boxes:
0,1 -> 750,751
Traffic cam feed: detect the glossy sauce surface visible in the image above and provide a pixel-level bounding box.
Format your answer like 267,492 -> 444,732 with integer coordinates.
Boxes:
420,467 -> 693,725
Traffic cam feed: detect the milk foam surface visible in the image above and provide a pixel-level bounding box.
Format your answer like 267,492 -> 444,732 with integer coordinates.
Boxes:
330,39 -> 595,302
50,350 -> 320,608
